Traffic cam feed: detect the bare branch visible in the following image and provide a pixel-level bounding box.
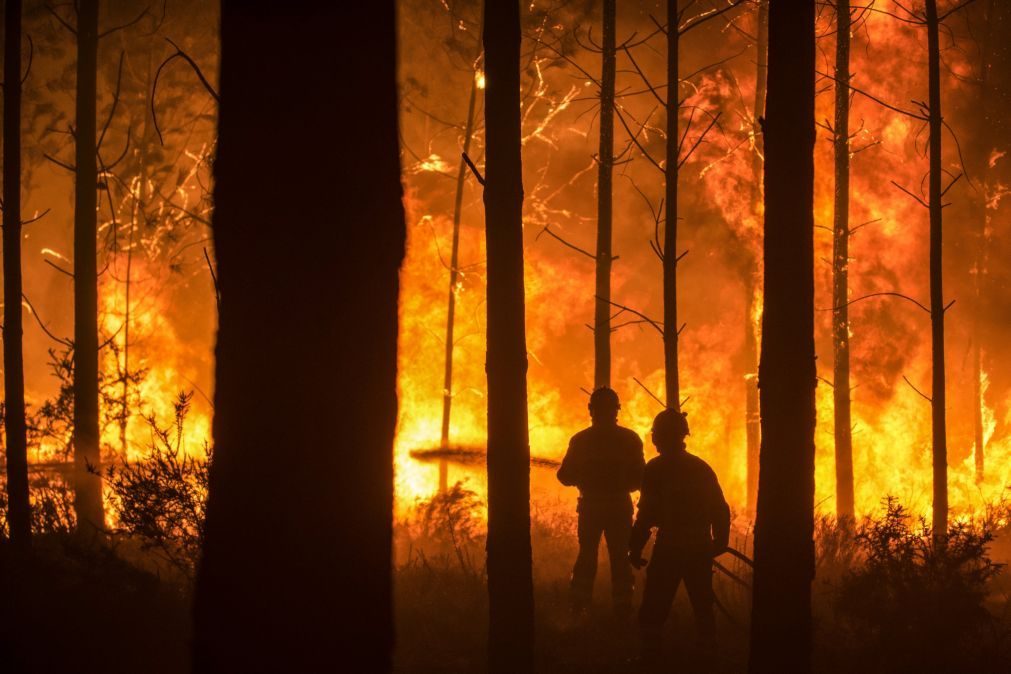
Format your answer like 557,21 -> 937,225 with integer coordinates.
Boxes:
633,376 -> 666,409
536,225 -> 595,259
462,152 -> 485,185
22,293 -> 72,346
902,375 -> 932,403
824,291 -> 931,315
152,38 -> 219,145
603,298 -> 663,336
21,208 -> 51,226
817,69 -> 927,120
679,0 -> 747,36
614,106 -> 664,173
43,259 -> 74,279
45,4 -> 76,35
99,6 -> 150,38
890,180 -> 929,208
43,153 -> 75,173
98,51 -> 125,153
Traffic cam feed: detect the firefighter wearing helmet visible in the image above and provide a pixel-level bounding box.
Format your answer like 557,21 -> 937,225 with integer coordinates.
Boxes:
556,387 -> 645,616
629,407 -> 731,661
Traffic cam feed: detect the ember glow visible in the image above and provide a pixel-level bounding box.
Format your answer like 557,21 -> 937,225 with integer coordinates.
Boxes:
395,1 -> 1011,521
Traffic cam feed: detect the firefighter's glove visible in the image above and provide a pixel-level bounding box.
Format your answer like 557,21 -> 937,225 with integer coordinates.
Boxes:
628,550 -> 648,570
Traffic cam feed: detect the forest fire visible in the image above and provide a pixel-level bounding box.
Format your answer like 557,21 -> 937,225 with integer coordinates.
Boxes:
5,1 -> 1011,673
396,0 -> 1011,523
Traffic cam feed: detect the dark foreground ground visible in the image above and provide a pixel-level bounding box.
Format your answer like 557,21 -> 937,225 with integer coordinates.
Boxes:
3,504 -> 1011,673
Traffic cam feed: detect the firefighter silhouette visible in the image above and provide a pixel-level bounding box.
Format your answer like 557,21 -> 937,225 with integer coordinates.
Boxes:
557,387 -> 645,614
629,408 -> 731,659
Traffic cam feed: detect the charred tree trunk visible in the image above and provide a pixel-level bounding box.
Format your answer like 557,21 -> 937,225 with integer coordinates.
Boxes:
971,0 -> 1008,483
745,0 -> 768,516
483,0 -> 534,671
748,2 -> 816,672
832,0 -> 855,520
594,0 -> 615,389
440,28 -> 482,492
926,0 -> 948,540
191,3 -> 403,671
663,0 -> 680,409
4,0 -> 31,546
73,0 -> 105,536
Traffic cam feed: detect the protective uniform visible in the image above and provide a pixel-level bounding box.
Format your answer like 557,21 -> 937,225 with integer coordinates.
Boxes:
629,446 -> 730,650
557,422 -> 645,610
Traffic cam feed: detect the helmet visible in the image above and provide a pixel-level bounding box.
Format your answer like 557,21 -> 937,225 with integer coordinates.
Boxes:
652,408 -> 690,439
588,386 -> 620,411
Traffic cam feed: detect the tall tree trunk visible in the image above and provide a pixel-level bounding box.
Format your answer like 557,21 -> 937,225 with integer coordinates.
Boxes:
73,0 -> 105,536
4,0 -> 31,546
663,0 -> 680,410
832,0 -> 855,520
971,0 -> 1005,483
191,3 -> 403,671
439,33 -> 481,493
748,2 -> 816,672
925,0 -> 947,540
594,0 -> 615,389
483,0 -> 534,671
745,0 -> 768,516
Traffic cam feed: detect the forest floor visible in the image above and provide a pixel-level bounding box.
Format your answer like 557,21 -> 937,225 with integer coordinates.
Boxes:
3,502 -> 1011,673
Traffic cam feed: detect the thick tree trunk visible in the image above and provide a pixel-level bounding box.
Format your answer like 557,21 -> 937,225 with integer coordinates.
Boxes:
663,0 -> 680,409
73,0 -> 105,536
594,0 -> 615,389
440,37 -> 482,492
832,0 -> 855,520
925,0 -> 948,540
191,3 -> 403,671
4,0 -> 31,546
745,0 -> 768,516
748,2 -> 816,672
483,0 -> 534,671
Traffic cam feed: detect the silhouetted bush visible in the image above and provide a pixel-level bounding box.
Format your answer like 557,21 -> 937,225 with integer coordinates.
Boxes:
834,497 -> 1006,672
104,392 -> 210,579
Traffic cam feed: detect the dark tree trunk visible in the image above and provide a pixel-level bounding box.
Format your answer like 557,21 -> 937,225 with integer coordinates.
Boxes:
745,0 -> 768,516
440,27 -> 482,492
191,3 -> 403,671
748,2 -> 816,672
594,0 -> 615,389
73,0 -> 105,536
4,0 -> 31,546
483,0 -> 534,671
925,0 -> 948,540
971,0 -> 1009,483
663,0 -> 680,409
832,0 -> 855,520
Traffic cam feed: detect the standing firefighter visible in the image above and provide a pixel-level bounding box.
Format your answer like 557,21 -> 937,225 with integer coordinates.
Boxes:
557,387 -> 645,615
629,408 -> 731,660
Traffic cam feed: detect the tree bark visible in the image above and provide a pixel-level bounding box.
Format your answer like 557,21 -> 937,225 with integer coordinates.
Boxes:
832,0 -> 855,520
925,0 -> 948,541
440,23 -> 482,492
73,0 -> 105,536
664,0 -> 680,410
745,0 -> 768,516
594,0 -> 615,389
191,3 -> 403,671
748,2 -> 816,672
483,0 -> 534,671
4,0 -> 31,546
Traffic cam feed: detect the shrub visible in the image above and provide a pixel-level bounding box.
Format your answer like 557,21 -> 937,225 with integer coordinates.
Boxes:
835,497 -> 1006,672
